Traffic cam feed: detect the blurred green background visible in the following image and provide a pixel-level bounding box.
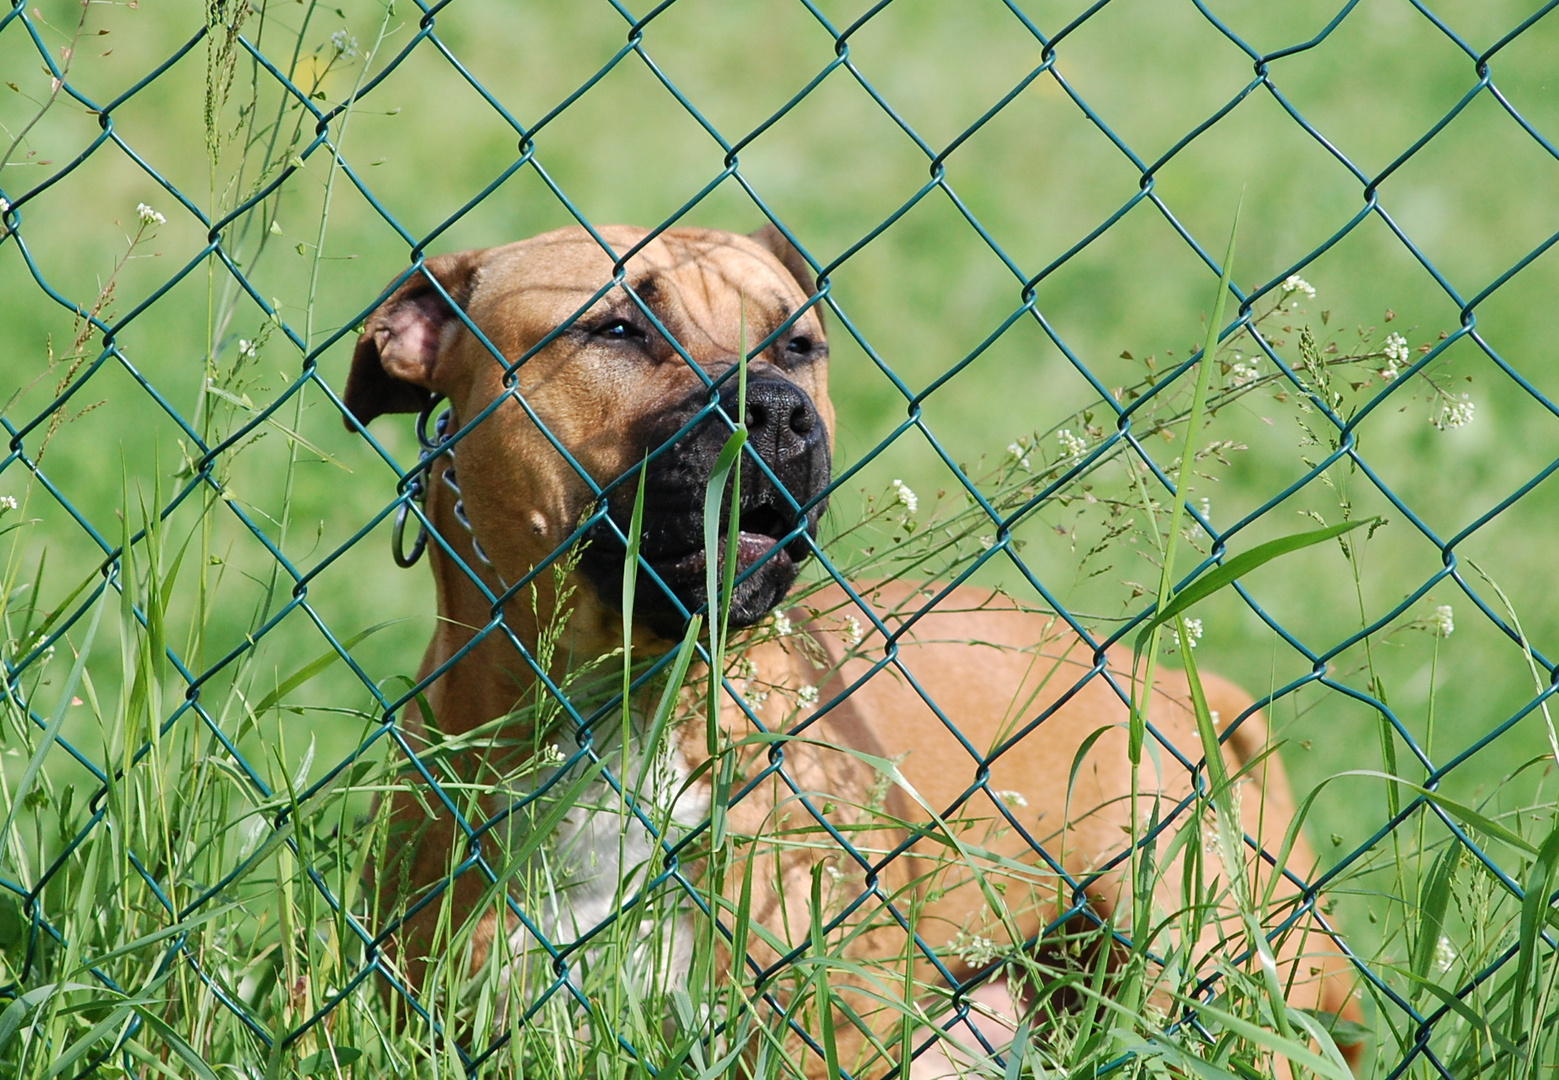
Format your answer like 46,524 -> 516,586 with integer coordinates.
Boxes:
3,0 -> 1559,964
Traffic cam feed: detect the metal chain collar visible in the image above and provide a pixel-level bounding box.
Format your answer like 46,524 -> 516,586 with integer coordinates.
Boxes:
391,395 -> 493,570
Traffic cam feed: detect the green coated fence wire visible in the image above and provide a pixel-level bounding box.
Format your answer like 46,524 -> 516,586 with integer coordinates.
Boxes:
4,1 -> 1559,1077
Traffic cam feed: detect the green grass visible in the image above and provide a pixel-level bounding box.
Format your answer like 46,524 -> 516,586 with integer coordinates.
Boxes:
4,0 -> 1559,1076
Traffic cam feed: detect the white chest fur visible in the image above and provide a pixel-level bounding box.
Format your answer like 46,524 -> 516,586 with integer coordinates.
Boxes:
497,719 -> 711,996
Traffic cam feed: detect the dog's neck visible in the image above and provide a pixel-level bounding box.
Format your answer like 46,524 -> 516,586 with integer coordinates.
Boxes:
414,459 -> 673,742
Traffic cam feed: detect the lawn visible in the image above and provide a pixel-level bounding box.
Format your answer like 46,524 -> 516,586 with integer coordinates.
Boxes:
3,1 -> 1559,1076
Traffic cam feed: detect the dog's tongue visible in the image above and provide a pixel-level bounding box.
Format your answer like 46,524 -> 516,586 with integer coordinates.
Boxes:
668,532 -> 785,577
736,531 -> 780,570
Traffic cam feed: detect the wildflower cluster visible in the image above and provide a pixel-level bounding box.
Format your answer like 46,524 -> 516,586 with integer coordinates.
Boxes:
1282,274 -> 1317,300
1430,604 -> 1454,638
1380,332 -> 1409,380
843,615 -> 865,648
1057,428 -> 1088,459
136,202 -> 165,228
733,654 -> 771,712
1434,394 -> 1474,430
1228,353 -> 1260,387
1223,277 -> 1474,435
1165,617 -> 1203,653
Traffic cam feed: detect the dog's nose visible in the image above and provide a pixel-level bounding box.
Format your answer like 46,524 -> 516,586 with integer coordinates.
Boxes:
728,378 -> 821,463
745,384 -> 814,437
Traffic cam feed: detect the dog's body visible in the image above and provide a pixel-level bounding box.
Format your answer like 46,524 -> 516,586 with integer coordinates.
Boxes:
345,225 -> 1360,1076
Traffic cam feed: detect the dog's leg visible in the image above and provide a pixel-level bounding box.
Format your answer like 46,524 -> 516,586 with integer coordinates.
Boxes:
906,979 -> 1021,1080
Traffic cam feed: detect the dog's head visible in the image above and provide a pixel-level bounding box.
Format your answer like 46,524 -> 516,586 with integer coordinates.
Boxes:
344,225 -> 831,644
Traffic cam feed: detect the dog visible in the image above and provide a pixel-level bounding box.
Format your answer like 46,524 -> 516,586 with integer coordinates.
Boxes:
343,224 -> 1363,1076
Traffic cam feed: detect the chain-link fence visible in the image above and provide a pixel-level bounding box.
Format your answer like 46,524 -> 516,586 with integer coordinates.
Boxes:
4,1 -> 1559,1077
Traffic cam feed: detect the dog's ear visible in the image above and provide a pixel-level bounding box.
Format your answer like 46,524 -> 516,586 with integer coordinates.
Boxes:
748,224 -> 825,330
343,249 -> 486,428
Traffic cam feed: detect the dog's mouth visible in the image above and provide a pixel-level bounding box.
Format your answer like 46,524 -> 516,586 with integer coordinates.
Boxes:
663,504 -> 812,577
578,376 -> 831,640
596,488 -> 823,640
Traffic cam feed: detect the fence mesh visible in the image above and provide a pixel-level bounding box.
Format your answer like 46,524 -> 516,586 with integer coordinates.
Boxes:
4,0 -> 1559,1077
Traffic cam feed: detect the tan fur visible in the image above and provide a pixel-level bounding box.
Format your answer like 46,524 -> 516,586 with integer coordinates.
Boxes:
349,225 -> 1361,1075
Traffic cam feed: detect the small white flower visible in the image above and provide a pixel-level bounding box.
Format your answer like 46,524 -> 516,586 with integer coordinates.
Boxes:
772,612 -> 793,638
1383,332 -> 1409,365
1057,428 -> 1087,459
1007,441 -> 1031,470
735,656 -> 758,681
1379,333 -> 1409,381
1430,605 -> 1454,638
330,29 -> 359,56
891,478 -> 918,514
1181,617 -> 1203,649
1229,360 -> 1260,387
824,861 -> 846,881
0,495 -> 16,513
1434,395 -> 1474,430
994,789 -> 1028,808
1433,935 -> 1456,973
540,742 -> 567,765
844,615 -> 864,648
136,203 -> 166,227
237,338 -> 259,360
1281,274 -> 1316,299
796,684 -> 819,707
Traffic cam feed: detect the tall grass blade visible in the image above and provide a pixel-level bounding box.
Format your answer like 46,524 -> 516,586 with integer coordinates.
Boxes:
1004,1018 -> 1031,1080
703,431 -> 748,689
631,613 -> 703,807
1132,518 -> 1377,657
247,619 -> 401,716
1409,840 -> 1462,993
810,863 -> 841,1080
1176,616 -> 1292,1041
1167,991 -> 1353,1080
124,1007 -> 223,1080
622,457 -> 649,719
1131,199 -> 1239,763
1,590 -> 105,855
1507,814 -> 1559,1057
0,985 -> 99,1054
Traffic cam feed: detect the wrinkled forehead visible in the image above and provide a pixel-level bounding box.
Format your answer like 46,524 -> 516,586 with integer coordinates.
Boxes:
473,227 -> 817,345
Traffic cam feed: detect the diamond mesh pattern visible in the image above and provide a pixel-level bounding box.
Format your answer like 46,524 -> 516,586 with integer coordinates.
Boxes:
4,1 -> 1559,1077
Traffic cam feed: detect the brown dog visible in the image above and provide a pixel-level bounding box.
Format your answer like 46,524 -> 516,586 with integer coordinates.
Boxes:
344,224 -> 1361,1076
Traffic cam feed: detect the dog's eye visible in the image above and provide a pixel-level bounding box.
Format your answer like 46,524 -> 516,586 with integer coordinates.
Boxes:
594,318 -> 645,341
786,336 -> 814,355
